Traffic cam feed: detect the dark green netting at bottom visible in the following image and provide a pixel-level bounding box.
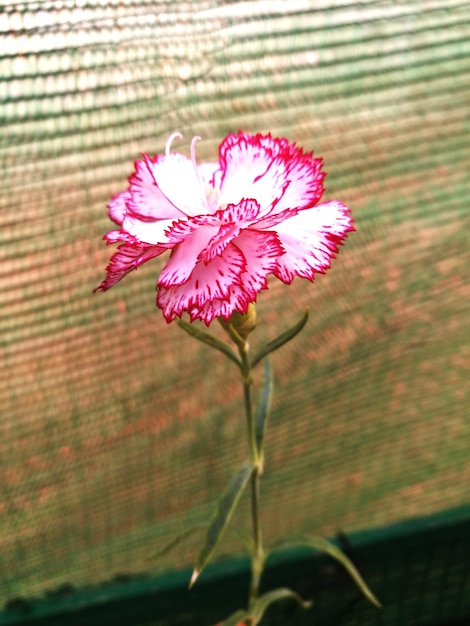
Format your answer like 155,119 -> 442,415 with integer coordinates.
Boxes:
1,506 -> 470,626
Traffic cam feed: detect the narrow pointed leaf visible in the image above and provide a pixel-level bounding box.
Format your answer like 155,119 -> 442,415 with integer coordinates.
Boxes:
144,525 -> 205,565
250,588 -> 312,623
269,536 -> 381,608
178,318 -> 241,367
254,357 -> 273,454
251,308 -> 309,369
192,462 -> 253,582
146,524 -> 252,570
222,609 -> 250,626
303,536 -> 381,608
189,569 -> 199,589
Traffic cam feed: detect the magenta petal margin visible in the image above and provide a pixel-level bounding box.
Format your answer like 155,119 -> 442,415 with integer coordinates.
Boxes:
95,131 -> 354,325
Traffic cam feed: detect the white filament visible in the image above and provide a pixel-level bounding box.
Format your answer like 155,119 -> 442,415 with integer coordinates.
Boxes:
165,131 -> 183,156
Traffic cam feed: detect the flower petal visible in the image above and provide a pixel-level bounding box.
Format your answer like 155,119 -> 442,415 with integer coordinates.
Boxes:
201,222 -> 242,262
186,297 -> 242,325
167,198 -> 261,243
108,156 -> 189,245
94,242 -> 166,292
272,201 -> 354,283
157,229 -> 282,324
104,229 -> 140,245
200,199 -> 261,262
267,143 -> 324,215
152,153 -> 208,217
162,198 -> 261,270
158,226 -> 218,286
197,162 -> 219,187
230,229 -> 282,301
157,244 -> 246,322
127,156 -> 184,220
217,132 -> 289,214
122,213 -> 177,246
108,190 -> 130,225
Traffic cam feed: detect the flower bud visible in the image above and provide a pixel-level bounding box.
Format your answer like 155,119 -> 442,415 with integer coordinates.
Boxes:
220,303 -> 257,342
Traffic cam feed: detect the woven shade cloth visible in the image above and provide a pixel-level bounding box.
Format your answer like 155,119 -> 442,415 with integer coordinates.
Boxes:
0,0 -> 469,605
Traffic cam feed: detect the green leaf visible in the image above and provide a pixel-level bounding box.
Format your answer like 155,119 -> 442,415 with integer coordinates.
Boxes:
269,536 -> 381,609
220,589 -> 311,626
145,525 -> 252,567
254,358 -> 273,455
177,318 -> 241,368
304,536 -> 381,608
190,462 -> 253,587
250,588 -> 312,623
251,308 -> 309,369
222,609 -> 250,626
144,525 -> 205,564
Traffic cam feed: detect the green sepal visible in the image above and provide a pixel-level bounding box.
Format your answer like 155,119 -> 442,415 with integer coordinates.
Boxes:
249,588 -> 312,623
254,358 -> 273,456
177,318 -> 241,368
251,308 -> 309,369
190,462 -> 253,587
219,319 -> 246,350
268,535 -> 381,609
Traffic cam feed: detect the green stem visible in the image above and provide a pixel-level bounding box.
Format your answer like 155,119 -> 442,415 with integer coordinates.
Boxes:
249,469 -> 263,607
239,342 -> 264,609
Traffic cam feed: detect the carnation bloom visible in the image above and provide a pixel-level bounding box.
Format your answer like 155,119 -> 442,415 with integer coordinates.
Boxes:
95,131 -> 354,325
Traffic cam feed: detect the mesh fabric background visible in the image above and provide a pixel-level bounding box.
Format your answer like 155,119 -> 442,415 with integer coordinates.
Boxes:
1,0 -> 469,605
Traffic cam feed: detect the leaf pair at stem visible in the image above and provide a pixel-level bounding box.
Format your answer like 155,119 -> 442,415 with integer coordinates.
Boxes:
177,307 -> 310,376
173,308 -> 381,624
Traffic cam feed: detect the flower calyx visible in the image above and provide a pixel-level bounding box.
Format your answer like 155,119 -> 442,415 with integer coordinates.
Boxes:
219,303 -> 258,344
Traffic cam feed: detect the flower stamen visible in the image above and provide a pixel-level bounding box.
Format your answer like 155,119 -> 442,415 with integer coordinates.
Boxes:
190,135 -> 202,168
165,131 -> 183,156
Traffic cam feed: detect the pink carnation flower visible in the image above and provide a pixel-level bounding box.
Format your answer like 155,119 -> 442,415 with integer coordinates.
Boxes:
95,132 -> 354,325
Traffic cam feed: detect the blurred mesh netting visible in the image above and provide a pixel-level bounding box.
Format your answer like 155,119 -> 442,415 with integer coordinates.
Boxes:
1,0 -> 469,606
